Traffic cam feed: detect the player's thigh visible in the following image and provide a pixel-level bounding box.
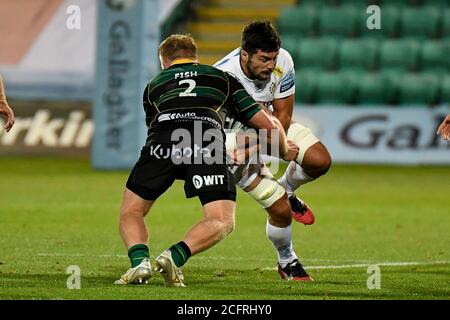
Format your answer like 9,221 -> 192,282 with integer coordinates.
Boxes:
287,122 -> 320,165
126,153 -> 177,202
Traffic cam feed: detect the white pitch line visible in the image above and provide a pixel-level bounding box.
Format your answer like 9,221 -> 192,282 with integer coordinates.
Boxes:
36,253 -> 370,263
262,261 -> 450,271
36,253 -> 450,270
37,253 -> 127,258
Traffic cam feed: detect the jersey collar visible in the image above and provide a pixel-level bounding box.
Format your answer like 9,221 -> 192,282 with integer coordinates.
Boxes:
170,58 -> 198,66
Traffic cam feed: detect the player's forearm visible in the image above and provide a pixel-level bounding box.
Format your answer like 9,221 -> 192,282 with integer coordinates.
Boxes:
272,110 -> 291,132
247,111 -> 290,157
270,117 -> 290,157
261,116 -> 290,157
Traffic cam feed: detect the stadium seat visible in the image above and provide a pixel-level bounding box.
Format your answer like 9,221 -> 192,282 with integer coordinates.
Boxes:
299,0 -> 329,6
422,0 -> 449,8
398,73 -> 440,105
401,6 -> 441,39
338,38 -> 379,71
442,8 -> 450,37
296,37 -> 338,70
379,39 -> 420,72
316,72 -> 357,104
318,6 -> 358,37
379,70 -> 405,104
440,75 -> 450,104
339,0 -> 379,4
281,36 -> 299,65
382,0 -> 414,6
420,41 -> 450,74
294,70 -> 318,103
359,5 -> 401,38
277,5 -> 317,37
355,72 -> 388,105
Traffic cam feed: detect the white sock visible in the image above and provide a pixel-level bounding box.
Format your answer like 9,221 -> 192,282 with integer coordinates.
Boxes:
266,221 -> 298,268
278,162 -> 314,198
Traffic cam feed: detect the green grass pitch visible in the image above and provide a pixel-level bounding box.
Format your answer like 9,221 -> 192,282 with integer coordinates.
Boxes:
0,157 -> 449,300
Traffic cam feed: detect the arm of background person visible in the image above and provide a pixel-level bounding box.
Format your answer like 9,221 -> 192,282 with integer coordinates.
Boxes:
437,115 -> 450,141
0,75 -> 15,132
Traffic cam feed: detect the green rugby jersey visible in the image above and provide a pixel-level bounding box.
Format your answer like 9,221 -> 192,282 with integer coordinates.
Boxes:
143,60 -> 261,145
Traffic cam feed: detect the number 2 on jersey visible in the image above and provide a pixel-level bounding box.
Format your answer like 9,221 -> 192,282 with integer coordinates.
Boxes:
178,79 -> 197,97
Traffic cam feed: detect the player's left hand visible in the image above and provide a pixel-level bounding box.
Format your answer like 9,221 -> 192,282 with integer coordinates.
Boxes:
437,115 -> 450,141
0,101 -> 15,132
281,140 -> 299,162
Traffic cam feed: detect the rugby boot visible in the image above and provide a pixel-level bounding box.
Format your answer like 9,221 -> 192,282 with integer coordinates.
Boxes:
155,250 -> 186,287
114,258 -> 153,285
289,195 -> 315,225
278,259 -> 314,281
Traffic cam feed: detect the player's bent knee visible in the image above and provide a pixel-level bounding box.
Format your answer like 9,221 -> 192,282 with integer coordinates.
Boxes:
246,176 -> 285,208
302,143 -> 332,177
311,152 -> 332,176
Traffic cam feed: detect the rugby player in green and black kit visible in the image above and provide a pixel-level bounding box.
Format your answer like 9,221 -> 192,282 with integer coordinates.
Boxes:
115,34 -> 299,287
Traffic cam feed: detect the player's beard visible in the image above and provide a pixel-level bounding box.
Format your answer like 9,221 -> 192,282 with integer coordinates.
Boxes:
246,61 -> 271,81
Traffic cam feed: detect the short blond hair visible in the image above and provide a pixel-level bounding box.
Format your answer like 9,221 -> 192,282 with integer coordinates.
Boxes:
158,34 -> 197,62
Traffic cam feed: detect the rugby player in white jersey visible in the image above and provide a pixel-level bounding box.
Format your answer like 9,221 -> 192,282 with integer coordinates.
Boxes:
215,21 -> 332,281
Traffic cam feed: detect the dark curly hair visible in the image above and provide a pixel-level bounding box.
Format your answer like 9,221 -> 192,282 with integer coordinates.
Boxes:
241,21 -> 281,55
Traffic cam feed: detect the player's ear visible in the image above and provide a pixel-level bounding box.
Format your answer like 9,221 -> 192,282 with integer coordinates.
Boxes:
160,56 -> 171,69
241,49 -> 249,63
159,54 -> 166,69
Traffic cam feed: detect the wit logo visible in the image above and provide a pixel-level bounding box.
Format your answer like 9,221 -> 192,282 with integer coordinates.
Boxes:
158,112 -> 196,122
192,175 -> 225,189
192,175 -> 203,189
367,265 -> 381,290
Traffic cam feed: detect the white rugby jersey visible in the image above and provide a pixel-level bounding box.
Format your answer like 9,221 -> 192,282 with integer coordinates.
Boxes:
214,47 -> 295,130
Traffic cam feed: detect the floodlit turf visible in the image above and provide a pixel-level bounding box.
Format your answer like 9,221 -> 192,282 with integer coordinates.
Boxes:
0,157 -> 449,300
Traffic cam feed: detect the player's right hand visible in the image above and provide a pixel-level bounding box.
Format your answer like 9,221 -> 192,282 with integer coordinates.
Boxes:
0,101 -> 15,132
281,140 -> 299,162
